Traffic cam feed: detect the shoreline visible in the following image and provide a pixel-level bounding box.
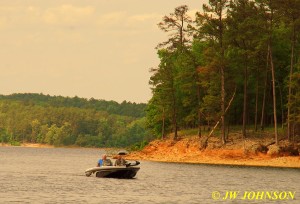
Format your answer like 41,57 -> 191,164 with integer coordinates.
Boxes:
135,158 -> 300,169
1,143 -> 124,157
2,141 -> 300,169
1,142 -> 54,148
0,143 -> 115,151
126,154 -> 300,169
125,138 -> 300,169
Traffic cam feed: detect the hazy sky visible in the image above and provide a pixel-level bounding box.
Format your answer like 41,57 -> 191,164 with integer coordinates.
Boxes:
0,0 -> 207,103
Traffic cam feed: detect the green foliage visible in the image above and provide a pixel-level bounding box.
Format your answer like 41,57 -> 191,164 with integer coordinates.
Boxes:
75,135 -> 103,148
0,95 -> 151,147
10,140 -> 21,146
0,93 -> 146,118
129,140 -> 149,151
147,1 -> 300,141
0,129 -> 10,143
110,117 -> 153,147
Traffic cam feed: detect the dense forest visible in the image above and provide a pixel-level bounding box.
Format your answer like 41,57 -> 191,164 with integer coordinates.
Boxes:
0,93 -> 151,148
147,0 -> 300,148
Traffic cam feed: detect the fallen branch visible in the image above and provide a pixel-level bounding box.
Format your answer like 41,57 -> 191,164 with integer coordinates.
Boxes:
200,87 -> 237,150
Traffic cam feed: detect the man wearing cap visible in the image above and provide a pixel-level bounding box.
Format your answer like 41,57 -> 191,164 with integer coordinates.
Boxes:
97,154 -> 112,167
114,153 -> 127,166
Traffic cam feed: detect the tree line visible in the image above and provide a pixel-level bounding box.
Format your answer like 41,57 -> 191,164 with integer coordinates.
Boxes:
147,0 -> 300,147
0,93 -> 151,148
0,93 -> 146,118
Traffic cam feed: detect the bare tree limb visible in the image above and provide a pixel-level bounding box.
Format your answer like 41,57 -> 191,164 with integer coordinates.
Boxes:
199,87 -> 237,150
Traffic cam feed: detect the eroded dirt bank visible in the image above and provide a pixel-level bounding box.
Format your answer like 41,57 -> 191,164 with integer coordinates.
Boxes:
126,136 -> 300,168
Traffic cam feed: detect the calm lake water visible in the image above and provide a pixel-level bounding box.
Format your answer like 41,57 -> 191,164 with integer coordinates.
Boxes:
0,146 -> 299,204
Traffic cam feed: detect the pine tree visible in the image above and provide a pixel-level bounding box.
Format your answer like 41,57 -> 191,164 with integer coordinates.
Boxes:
195,0 -> 229,144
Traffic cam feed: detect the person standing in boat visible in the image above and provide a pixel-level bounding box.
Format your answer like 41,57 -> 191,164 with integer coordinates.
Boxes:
97,154 -> 112,167
114,154 -> 127,166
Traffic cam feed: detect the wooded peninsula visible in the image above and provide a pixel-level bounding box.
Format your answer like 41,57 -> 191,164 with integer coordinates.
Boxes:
146,1 -> 299,151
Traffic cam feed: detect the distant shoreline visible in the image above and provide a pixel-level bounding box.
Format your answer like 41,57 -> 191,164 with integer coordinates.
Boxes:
0,143 -> 116,151
1,143 -> 54,148
126,137 -> 300,169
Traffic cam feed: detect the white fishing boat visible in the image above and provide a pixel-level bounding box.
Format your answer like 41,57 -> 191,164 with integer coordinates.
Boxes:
85,161 -> 140,179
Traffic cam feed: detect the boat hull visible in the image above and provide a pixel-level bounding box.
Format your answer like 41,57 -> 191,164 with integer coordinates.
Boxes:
85,166 -> 140,179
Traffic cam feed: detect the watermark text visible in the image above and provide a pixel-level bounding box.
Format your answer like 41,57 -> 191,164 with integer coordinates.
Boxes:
211,191 -> 296,201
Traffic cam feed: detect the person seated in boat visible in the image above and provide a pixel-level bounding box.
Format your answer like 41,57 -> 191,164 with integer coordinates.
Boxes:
114,154 -> 127,166
97,154 -> 112,167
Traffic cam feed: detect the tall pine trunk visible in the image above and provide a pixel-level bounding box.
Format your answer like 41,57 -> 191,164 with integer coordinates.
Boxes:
242,56 -> 248,138
162,107 -> 165,139
260,46 -> 270,131
255,67 -> 259,132
269,45 -> 278,145
221,66 -> 226,144
278,84 -> 284,129
287,19 -> 295,141
197,84 -> 202,138
171,86 -> 178,140
220,8 -> 226,144
268,4 -> 278,145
